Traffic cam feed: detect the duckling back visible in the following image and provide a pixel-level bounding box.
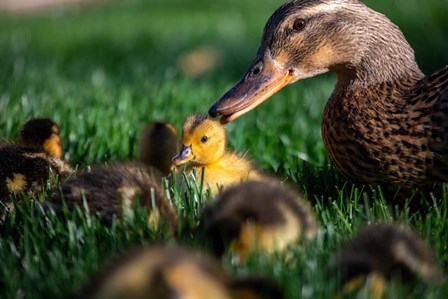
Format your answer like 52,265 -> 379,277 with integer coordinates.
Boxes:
138,121 -> 178,176
332,223 -> 444,297
47,163 -> 178,232
73,246 -> 233,299
73,246 -> 284,299
1,118 -> 72,200
0,146 -> 71,199
197,152 -> 263,195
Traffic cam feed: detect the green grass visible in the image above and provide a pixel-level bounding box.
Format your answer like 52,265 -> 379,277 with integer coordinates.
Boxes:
0,0 -> 448,298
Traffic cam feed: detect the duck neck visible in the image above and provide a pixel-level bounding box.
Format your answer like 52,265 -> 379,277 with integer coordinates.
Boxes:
334,11 -> 424,97
191,155 -> 223,168
335,54 -> 424,96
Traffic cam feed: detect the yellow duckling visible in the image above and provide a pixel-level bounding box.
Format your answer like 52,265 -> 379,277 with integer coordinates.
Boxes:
138,121 -> 178,177
332,223 -> 444,299
73,246 -> 284,299
0,118 -> 72,200
172,114 -> 263,195
46,121 -> 179,232
202,179 -> 317,262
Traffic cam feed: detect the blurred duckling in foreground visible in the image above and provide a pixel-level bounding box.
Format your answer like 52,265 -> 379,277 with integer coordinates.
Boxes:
0,118 -> 72,200
138,121 -> 178,176
173,114 -> 263,195
74,246 -> 284,299
46,121 -> 179,232
202,179 -> 317,262
332,223 -> 444,299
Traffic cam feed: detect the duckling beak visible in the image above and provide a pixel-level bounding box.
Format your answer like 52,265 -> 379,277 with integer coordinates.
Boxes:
209,57 -> 295,124
172,145 -> 194,166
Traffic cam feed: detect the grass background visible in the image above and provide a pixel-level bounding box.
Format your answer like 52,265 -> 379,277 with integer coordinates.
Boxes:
0,0 -> 448,298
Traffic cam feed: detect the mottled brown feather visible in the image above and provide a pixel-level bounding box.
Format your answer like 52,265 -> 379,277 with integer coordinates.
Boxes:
212,0 -> 448,190
47,163 -> 178,232
332,223 -> 444,290
202,179 -> 317,259
71,246 -> 283,299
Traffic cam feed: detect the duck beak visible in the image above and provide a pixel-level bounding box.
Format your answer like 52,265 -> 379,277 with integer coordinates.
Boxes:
209,57 -> 295,124
172,145 -> 194,166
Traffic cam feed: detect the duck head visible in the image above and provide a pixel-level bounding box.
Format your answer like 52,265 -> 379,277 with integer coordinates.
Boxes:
209,0 -> 418,123
173,114 -> 227,166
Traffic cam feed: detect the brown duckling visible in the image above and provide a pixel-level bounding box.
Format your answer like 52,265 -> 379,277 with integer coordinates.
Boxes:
0,118 -> 72,200
47,163 -> 178,232
172,114 -> 263,195
138,121 -> 178,177
202,179 -> 317,262
17,118 -> 64,158
209,0 -> 448,190
73,246 -> 284,299
332,223 -> 444,298
46,120 -> 180,230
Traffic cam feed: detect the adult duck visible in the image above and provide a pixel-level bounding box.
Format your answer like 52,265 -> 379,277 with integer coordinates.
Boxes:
209,0 -> 448,189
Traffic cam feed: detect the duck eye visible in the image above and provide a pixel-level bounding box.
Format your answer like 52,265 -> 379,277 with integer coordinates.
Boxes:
201,136 -> 209,143
292,18 -> 306,31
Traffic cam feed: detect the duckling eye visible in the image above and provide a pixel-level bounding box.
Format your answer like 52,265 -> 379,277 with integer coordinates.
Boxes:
201,136 -> 209,143
292,18 -> 307,31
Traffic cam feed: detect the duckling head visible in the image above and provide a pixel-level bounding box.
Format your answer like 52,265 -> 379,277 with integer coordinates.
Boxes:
138,121 -> 178,176
173,114 -> 226,166
17,118 -> 63,158
202,179 -> 317,262
209,0 -> 421,123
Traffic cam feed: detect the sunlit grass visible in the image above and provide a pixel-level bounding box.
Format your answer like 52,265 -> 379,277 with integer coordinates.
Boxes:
0,0 -> 447,298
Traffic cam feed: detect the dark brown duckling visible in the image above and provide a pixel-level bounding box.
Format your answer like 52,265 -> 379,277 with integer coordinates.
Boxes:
45,120 -> 180,231
202,179 -> 317,262
209,0 -> 448,191
73,246 -> 284,299
332,223 -> 444,298
47,163 -> 178,232
0,118 -> 72,200
17,118 -> 64,158
138,121 -> 178,177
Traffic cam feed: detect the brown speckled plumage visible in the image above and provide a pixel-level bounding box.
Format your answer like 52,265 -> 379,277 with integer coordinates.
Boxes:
47,163 -> 178,231
1,118 -> 72,201
323,66 -> 448,189
0,146 -> 72,199
332,223 -> 443,295
209,0 -> 448,190
202,179 -> 317,259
